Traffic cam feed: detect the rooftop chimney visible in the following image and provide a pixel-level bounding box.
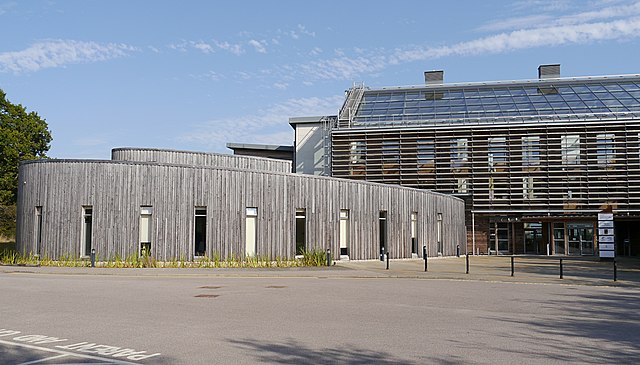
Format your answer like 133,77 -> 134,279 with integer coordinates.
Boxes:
424,70 -> 444,85
538,64 -> 560,79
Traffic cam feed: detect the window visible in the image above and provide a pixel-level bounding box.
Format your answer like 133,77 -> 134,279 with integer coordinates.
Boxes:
382,140 -> 399,174
561,135 -> 580,165
194,208 -> 207,257
379,211 -> 387,257
456,178 -> 468,194
596,133 -> 615,166
522,177 -> 534,200
488,137 -> 507,172
411,212 -> 418,255
417,139 -> 435,173
295,209 -> 306,256
451,138 -> 468,170
34,206 -> 42,256
245,208 -> 258,257
81,206 -> 93,257
139,207 -> 153,256
522,136 -> 540,167
349,141 -> 366,175
339,210 -> 350,256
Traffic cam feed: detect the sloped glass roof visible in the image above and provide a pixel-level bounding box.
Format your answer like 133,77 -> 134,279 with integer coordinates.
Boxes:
351,77 -> 640,125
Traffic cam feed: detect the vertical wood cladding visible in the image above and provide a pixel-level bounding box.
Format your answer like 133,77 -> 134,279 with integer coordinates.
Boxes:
111,147 -> 291,173
16,157 -> 465,260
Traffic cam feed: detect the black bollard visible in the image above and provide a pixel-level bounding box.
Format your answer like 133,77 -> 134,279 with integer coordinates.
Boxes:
465,252 -> 469,274
423,245 -> 428,272
386,251 -> 390,270
614,259 -> 617,282
91,248 -> 96,268
326,248 -> 331,267
559,258 -> 563,279
456,244 -> 460,258
510,256 -> 514,277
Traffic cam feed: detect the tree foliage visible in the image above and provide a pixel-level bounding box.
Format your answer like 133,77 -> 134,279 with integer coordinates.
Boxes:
0,89 -> 52,205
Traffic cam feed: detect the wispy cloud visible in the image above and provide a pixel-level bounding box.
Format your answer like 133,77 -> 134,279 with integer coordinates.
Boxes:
214,40 -> 244,55
479,1 -> 640,32
0,39 -> 136,73
293,13 -> 640,81
248,39 -> 267,53
179,95 -> 343,151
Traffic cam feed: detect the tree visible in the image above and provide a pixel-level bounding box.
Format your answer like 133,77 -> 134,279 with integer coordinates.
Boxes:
0,89 -> 52,205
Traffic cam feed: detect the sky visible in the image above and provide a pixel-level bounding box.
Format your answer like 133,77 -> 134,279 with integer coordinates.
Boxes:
1,0 -> 640,159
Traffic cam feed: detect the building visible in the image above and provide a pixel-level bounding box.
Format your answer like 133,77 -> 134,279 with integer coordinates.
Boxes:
291,65 -> 640,257
16,147 -> 465,261
226,142 -> 294,163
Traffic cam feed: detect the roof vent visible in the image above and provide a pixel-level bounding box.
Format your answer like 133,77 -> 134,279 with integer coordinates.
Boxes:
538,64 -> 560,79
424,70 -> 444,85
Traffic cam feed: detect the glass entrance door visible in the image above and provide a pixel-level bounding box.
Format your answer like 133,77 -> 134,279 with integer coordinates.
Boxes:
567,223 -> 595,256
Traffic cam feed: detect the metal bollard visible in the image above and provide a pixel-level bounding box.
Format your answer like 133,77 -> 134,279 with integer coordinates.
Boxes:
510,256 -> 514,277
386,251 -> 390,270
91,248 -> 96,268
456,244 -> 460,258
326,248 -> 331,267
423,245 -> 428,272
465,252 -> 469,274
614,259 -> 617,282
559,258 -> 563,279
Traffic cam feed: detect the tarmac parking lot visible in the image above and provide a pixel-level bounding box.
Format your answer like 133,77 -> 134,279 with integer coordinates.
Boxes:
1,257 -> 639,364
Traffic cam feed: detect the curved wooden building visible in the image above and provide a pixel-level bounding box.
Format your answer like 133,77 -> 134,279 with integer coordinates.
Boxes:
16,148 -> 465,261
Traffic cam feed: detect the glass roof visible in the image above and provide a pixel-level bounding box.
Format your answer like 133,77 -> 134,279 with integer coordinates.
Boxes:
351,78 -> 640,125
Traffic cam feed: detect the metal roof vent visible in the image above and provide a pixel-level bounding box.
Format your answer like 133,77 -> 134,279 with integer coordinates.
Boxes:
424,70 -> 444,85
538,64 -> 560,79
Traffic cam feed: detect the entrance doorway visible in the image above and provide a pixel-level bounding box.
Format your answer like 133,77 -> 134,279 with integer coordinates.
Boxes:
552,222 -> 595,255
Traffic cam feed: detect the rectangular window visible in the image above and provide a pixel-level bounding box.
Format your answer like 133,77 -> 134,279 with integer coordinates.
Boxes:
456,178 -> 468,194
82,206 -> 93,257
245,207 -> 258,257
522,136 -> 540,167
339,210 -> 350,257
451,138 -> 468,170
349,141 -> 366,175
437,213 -> 443,255
488,137 -> 507,172
382,140 -> 399,174
379,211 -> 387,257
411,212 -> 418,254
522,177 -> 534,200
34,206 -> 42,256
295,209 -> 306,256
139,206 -> 153,256
596,133 -> 615,166
561,135 -> 580,165
417,139 -> 435,173
194,208 -> 207,257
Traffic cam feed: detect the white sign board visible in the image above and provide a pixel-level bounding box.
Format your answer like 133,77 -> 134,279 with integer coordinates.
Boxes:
598,212 -> 615,259
599,250 -> 615,258
598,213 -> 613,221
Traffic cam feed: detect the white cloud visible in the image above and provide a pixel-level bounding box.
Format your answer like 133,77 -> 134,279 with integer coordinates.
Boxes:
214,40 -> 244,55
0,39 -> 136,73
392,17 -> 640,63
248,39 -> 267,53
293,14 -> 640,81
192,41 -> 214,54
179,95 -> 344,151
273,82 -> 288,90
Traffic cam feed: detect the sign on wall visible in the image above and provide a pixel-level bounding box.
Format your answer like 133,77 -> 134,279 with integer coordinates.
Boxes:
597,212 -> 615,258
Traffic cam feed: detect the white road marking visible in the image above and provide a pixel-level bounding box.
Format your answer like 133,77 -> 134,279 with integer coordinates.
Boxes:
0,339 -> 140,365
16,354 -> 68,365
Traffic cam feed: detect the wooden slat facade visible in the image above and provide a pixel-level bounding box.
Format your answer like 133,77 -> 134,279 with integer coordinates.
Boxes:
112,147 -> 291,173
16,149 -> 465,261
